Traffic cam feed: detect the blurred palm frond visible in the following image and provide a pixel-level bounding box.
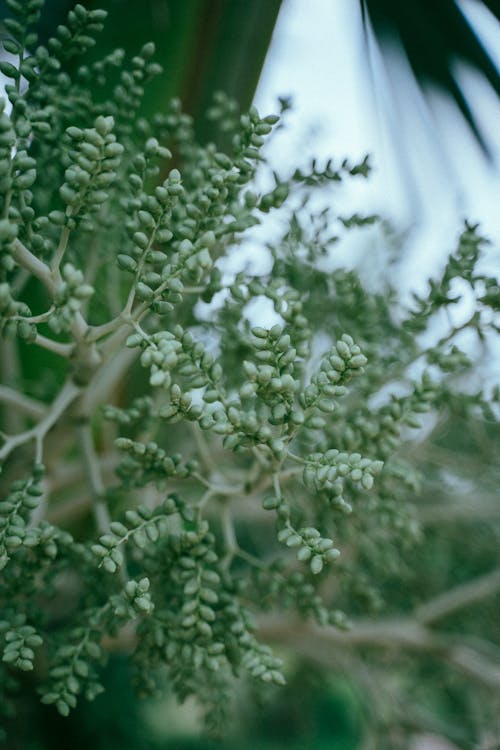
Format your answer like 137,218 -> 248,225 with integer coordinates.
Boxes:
360,0 -> 500,156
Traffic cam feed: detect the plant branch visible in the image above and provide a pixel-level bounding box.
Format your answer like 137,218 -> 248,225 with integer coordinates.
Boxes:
257,615 -> 500,690
191,423 -> 219,476
77,421 -> 111,534
0,385 -> 46,419
0,379 -> 80,463
34,334 -> 73,358
79,342 -> 139,415
103,610 -> 500,693
0,339 -> 24,434
11,239 -> 56,297
87,313 -> 129,342
51,225 -> 70,273
12,307 -> 56,325
419,498 -> 500,523
221,500 -> 237,569
415,568 -> 500,626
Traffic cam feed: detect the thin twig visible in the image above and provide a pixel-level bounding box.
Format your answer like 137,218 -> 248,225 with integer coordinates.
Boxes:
419,499 -> 500,523
11,238 -> 56,296
77,422 -> 129,583
11,307 -> 55,325
0,340 -> 24,434
191,423 -> 218,476
34,334 -> 73,358
87,312 -> 130,343
416,568 -> 500,626
258,615 -> 500,690
77,422 -> 111,534
221,500 -> 238,570
79,342 -> 139,415
51,225 -> 71,273
0,385 -> 46,419
0,379 -> 80,463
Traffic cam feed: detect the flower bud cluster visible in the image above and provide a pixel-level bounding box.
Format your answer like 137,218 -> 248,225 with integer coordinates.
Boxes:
133,524 -> 286,695
153,124 -> 254,243
0,142 -> 37,206
0,465 -> 44,570
300,335 -> 367,424
302,450 -> 383,508
405,222 -> 487,334
102,395 -> 153,427
206,91 -> 240,134
22,521 -> 73,562
242,324 -> 299,405
59,116 -> 123,221
0,281 -> 37,342
232,106 -> 279,183
257,278 -> 311,358
240,637 -> 285,686
1,620 -> 43,673
427,345 -> 472,373
113,577 -> 154,617
1,1 -> 44,100
92,498 -> 178,574
259,181 -> 290,214
169,524 -> 222,645
0,98 -> 18,263
119,170 -> 221,312
74,49 -> 124,112
49,263 -> 94,333
112,42 -> 162,138
334,371 -> 438,463
2,0 -> 42,38
41,573 -> 151,719
122,166 -> 179,251
263,494 -> 340,575
479,277 -> 500,311
130,325 -> 223,396
291,154 -> 371,187
218,595 -> 285,685
253,565 -> 346,628
41,623 -> 104,717
152,98 -> 194,153
140,524 -> 231,691
46,5 -> 106,60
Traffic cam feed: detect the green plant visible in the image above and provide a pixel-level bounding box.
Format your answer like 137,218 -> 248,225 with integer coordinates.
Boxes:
1,2 -> 500,746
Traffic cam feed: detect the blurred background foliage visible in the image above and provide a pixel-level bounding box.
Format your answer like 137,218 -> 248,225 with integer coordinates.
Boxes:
1,1 -> 499,749
6,0 -> 282,143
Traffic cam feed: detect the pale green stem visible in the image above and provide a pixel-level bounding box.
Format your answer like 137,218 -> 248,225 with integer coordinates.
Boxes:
11,239 -> 56,296
12,307 -> 55,325
0,340 -> 23,434
272,472 -> 282,497
87,313 -> 130,343
51,225 -> 71,274
415,567 -> 500,626
79,342 -> 139,416
77,422 -> 111,534
35,334 -> 73,358
221,500 -> 237,570
0,379 -> 80,463
0,386 -> 46,419
191,423 -> 219,476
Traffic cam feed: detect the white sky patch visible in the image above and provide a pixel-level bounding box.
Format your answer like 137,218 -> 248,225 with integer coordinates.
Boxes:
254,0 -> 500,296
243,295 -> 283,328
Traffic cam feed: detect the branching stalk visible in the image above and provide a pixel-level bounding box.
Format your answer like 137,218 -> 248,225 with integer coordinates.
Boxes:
0,385 -> 46,419
0,379 -> 80,463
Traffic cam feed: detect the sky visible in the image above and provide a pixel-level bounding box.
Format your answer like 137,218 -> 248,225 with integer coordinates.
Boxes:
253,0 -> 500,295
